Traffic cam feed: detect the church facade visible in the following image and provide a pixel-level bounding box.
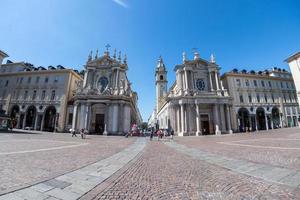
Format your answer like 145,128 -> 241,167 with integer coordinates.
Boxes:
71,48 -> 142,135
153,52 -> 233,136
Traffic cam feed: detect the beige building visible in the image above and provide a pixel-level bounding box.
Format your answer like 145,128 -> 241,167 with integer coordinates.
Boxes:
221,68 -> 299,132
153,52 -> 232,136
0,50 -> 82,132
71,48 -> 142,135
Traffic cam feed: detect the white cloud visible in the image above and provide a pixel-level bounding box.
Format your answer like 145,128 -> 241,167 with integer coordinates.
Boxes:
112,0 -> 128,8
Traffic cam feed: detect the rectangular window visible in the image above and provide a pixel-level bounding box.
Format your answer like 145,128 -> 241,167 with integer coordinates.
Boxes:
257,94 -> 260,103
27,77 -> 31,84
5,80 -> 9,87
41,90 -> 46,100
272,94 -> 275,103
24,91 -> 28,100
280,82 -> 283,88
261,80 -> 265,87
20,77 -> 23,84
245,79 -> 249,87
264,94 -> 268,102
286,82 -> 289,88
45,77 -> 49,83
239,95 -> 244,103
32,90 -> 37,100
51,90 -> 55,100
254,80 -> 257,87
236,79 -> 241,87
36,76 -> 40,84
268,81 -> 272,88
54,76 -> 59,83
248,95 -> 252,103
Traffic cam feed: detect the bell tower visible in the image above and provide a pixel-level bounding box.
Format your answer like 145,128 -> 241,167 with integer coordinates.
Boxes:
155,56 -> 168,113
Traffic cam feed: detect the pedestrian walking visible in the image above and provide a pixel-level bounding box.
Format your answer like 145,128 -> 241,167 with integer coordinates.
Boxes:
170,129 -> 174,140
70,128 -> 77,137
150,131 -> 153,141
157,129 -> 161,141
80,128 -> 85,139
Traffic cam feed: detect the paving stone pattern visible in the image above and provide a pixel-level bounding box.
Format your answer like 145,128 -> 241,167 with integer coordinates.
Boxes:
0,138 -> 146,200
0,133 -> 135,195
176,128 -> 300,170
92,141 -> 300,200
165,141 -> 300,188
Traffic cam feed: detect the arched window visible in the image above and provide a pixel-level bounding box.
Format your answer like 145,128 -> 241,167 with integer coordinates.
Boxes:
51,90 -> 55,100
160,75 -> 164,80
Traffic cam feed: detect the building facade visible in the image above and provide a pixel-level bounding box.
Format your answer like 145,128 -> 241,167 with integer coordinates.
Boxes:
153,52 -> 233,136
221,68 -> 299,132
0,50 -> 82,132
71,48 -> 142,135
286,52 -> 300,113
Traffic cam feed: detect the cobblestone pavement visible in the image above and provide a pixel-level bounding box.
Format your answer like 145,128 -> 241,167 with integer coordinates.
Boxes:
90,140 -> 300,200
0,132 -> 135,195
176,128 -> 300,170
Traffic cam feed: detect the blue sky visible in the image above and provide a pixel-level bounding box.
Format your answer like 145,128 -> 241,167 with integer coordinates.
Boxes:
1,0 -> 300,121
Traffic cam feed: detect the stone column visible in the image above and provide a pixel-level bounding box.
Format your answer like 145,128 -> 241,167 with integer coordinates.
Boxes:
191,72 -> 195,90
115,69 -> 119,89
34,114 -> 39,130
79,104 -> 86,129
184,70 -> 188,90
184,105 -> 188,134
270,116 -> 274,129
22,113 -> 27,129
255,115 -> 258,131
84,103 -> 91,130
209,71 -> 214,91
112,103 -> 119,133
220,104 -> 226,131
177,71 -> 183,95
118,103 -> 124,134
265,113 -> 269,130
72,103 -> 78,130
226,105 -> 233,134
40,113 -> 45,131
180,103 -> 185,136
176,106 -> 181,134
213,104 -> 221,134
196,104 -> 201,136
215,71 -> 220,90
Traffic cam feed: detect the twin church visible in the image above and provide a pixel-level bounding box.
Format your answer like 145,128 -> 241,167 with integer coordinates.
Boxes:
151,52 -> 233,135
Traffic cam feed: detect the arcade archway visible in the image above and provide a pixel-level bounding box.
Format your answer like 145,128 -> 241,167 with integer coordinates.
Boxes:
237,108 -> 250,132
43,106 -> 57,132
10,105 -> 20,128
256,107 -> 266,130
272,107 -> 280,129
25,105 -> 37,129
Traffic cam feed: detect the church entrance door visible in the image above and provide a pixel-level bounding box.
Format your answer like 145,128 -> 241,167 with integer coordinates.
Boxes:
200,114 -> 210,135
95,114 -> 105,135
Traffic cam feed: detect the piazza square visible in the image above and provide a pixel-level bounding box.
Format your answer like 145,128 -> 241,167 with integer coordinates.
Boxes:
1,0 -> 300,199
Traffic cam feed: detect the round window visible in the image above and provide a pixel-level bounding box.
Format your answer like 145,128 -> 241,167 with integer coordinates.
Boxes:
196,79 -> 205,91
98,76 -> 108,92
